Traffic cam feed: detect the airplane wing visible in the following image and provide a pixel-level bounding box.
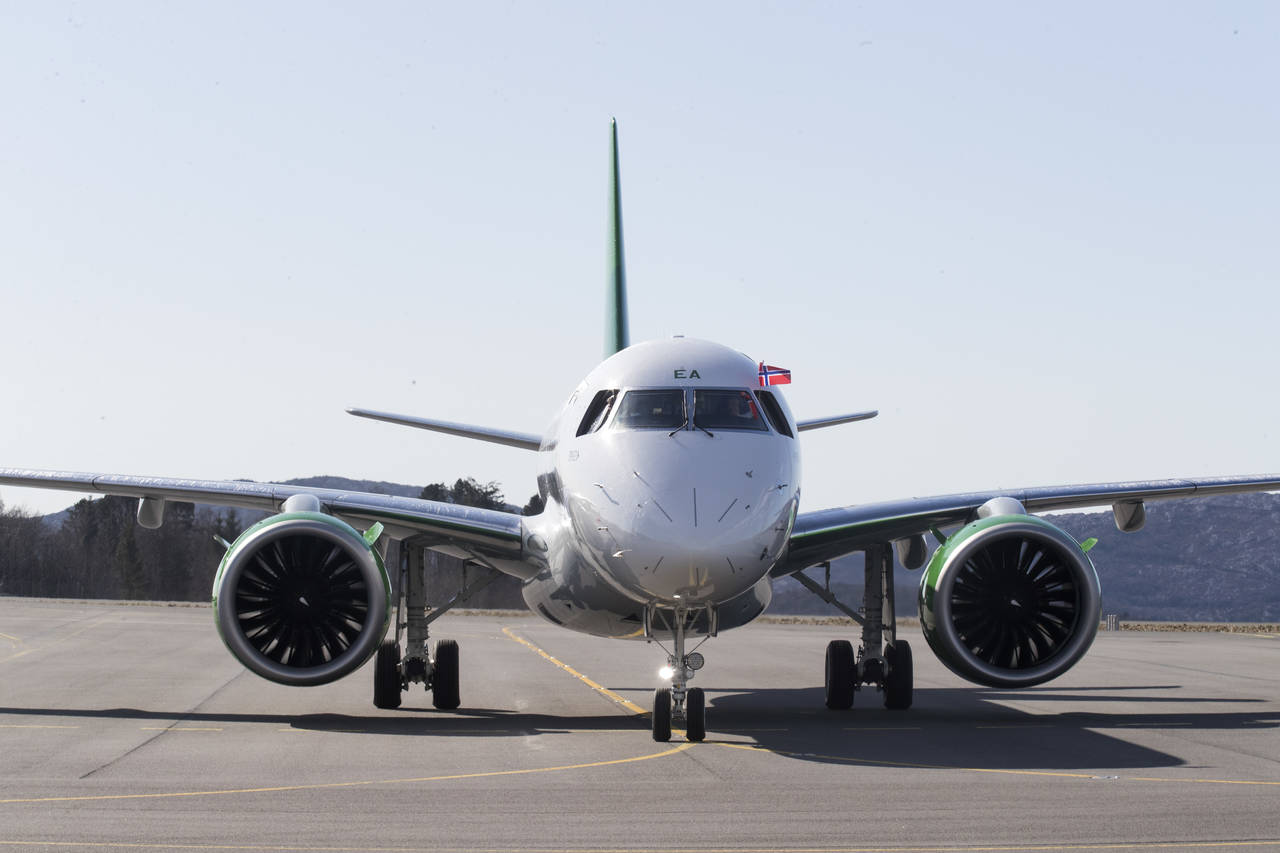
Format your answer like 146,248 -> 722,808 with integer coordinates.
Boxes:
0,468 -> 523,562
795,410 -> 878,431
346,408 -> 542,451
777,474 -> 1280,575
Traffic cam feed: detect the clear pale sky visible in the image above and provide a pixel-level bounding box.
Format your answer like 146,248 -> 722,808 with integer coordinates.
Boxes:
2,3 -> 1277,517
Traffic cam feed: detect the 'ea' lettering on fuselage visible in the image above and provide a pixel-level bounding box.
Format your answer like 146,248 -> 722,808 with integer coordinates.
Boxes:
674,368 -> 701,379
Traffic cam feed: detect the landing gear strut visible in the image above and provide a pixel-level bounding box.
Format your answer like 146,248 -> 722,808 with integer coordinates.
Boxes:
797,543 -> 914,710
373,540 -> 499,710
647,604 -> 711,743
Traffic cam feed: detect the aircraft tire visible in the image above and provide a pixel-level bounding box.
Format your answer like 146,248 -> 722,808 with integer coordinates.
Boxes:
652,687 -> 672,742
373,640 -> 402,709
432,639 -> 461,710
685,687 -> 706,742
883,640 -> 913,710
825,639 -> 855,709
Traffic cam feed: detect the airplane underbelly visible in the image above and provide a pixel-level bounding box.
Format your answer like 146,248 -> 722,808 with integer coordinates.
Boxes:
521,558 -> 774,640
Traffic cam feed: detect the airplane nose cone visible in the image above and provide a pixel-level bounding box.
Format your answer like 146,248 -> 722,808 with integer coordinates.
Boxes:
572,431 -> 797,604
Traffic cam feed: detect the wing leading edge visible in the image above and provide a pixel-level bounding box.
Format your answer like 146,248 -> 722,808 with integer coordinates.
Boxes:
779,474 -> 1280,576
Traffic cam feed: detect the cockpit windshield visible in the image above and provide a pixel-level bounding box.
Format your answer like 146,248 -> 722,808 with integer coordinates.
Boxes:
613,389 -> 686,429
694,390 -> 768,431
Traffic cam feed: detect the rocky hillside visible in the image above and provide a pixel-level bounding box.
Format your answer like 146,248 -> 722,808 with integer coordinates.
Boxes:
423,489 -> 1280,621
770,492 -> 1280,621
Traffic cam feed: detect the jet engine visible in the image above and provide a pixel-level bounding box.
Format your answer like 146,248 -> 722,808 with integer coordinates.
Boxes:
212,510 -> 392,686
918,510 -> 1100,688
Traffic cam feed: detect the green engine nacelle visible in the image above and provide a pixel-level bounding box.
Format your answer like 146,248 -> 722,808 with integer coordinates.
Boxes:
919,513 -> 1101,688
212,510 -> 392,687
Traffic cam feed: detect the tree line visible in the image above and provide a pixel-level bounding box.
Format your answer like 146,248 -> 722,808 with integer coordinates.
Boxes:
0,478 -> 539,603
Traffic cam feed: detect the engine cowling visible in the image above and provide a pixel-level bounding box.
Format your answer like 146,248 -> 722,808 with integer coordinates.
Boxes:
918,514 -> 1100,688
212,511 -> 391,686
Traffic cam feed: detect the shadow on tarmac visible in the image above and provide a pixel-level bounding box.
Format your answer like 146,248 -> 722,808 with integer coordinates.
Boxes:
0,704 -> 651,737
4,679 -> 1278,773
697,684 -> 1280,770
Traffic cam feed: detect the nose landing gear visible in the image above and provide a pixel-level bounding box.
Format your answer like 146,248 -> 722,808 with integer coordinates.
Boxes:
647,604 -> 712,743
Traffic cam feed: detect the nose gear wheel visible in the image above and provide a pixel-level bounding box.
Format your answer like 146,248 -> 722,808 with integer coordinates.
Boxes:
651,687 -> 672,742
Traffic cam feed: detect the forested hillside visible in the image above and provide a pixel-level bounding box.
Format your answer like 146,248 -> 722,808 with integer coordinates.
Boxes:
2,483 -> 1277,621
0,477 -> 536,607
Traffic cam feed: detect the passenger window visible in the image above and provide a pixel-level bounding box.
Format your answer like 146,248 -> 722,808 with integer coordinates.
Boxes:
613,390 -> 685,430
576,390 -> 617,436
694,390 -> 768,432
754,390 -> 793,437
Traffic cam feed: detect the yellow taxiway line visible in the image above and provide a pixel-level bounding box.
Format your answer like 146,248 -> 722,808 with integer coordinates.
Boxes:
1,839 -> 1280,851
0,741 -> 693,805
502,626 -> 649,716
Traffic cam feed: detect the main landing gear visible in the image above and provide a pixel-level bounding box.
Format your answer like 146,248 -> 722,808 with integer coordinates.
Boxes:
794,543 -> 914,711
373,540 -> 500,711
647,604 -> 712,743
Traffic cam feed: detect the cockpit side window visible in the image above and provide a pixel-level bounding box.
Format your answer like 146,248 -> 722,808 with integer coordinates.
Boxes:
694,390 -> 768,432
613,389 -> 685,430
754,390 -> 793,437
576,389 -> 617,436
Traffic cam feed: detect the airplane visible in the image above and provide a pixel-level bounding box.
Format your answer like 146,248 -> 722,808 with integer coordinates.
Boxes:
2,121 -> 1278,743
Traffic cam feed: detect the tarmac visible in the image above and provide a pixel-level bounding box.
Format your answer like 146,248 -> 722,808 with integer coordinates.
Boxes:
2,597 -> 1279,852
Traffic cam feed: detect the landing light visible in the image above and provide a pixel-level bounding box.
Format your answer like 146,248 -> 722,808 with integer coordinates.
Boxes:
658,666 -> 674,680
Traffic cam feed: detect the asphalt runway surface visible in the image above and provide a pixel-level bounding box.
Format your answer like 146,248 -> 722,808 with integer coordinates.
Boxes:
1,598 -> 1278,853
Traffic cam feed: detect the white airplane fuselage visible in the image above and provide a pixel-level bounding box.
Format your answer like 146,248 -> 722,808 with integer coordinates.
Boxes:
521,337 -> 801,638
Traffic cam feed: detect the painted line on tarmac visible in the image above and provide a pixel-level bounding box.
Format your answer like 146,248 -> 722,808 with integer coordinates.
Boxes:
0,741 -> 693,805
274,727 -> 509,735
1,839 -> 1280,852
502,627 -> 648,716
0,615 -> 116,666
139,727 -> 223,732
714,741 -> 1280,787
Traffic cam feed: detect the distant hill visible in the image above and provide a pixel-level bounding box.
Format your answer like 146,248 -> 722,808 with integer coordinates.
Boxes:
280,476 -> 524,514
1048,492 -> 1280,622
278,476 -> 426,499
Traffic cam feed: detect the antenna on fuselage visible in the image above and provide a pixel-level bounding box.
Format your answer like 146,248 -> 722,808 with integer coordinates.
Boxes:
606,118 -> 630,357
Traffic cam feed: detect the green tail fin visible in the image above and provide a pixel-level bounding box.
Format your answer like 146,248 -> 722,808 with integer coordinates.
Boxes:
605,118 -> 630,357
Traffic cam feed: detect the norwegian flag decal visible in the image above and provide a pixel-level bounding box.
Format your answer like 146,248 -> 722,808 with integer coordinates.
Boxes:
758,362 -> 792,386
